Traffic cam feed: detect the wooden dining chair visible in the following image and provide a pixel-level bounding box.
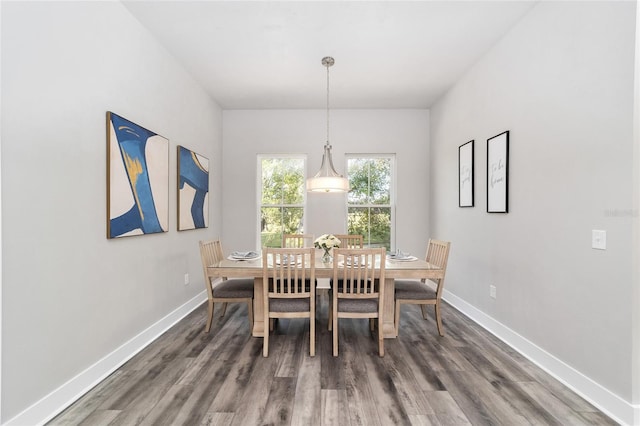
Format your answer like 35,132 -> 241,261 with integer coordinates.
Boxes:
262,247 -> 316,357
329,248 -> 386,357
282,233 -> 315,248
199,240 -> 254,333
394,239 -> 451,336
333,234 -> 364,249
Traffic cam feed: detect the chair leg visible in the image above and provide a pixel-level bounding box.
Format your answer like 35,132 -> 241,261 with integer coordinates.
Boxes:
310,315 -> 316,357
205,299 -> 215,333
435,302 -> 444,337
220,302 -> 228,317
332,315 -> 339,357
420,304 -> 428,320
394,300 -> 401,337
270,318 -> 275,331
263,296 -> 269,357
247,299 -> 254,332
328,302 -> 332,331
378,318 -> 384,357
263,322 -> 269,357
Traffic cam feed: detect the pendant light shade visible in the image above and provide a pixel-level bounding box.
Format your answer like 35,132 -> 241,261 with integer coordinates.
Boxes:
307,57 -> 349,193
306,142 -> 350,192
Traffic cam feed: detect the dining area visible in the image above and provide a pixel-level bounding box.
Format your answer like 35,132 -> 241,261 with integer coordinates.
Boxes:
49,229 -> 618,425
49,247 -> 617,426
200,234 -> 451,358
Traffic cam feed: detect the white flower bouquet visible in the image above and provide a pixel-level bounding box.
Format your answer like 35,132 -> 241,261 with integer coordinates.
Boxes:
314,234 -> 341,250
315,234 -> 341,262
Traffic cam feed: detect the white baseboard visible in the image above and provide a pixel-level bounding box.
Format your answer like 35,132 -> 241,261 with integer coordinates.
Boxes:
443,290 -> 639,426
5,291 -> 207,426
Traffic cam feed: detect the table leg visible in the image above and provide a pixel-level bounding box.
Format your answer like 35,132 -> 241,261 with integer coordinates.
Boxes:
252,277 -> 265,337
382,277 -> 397,338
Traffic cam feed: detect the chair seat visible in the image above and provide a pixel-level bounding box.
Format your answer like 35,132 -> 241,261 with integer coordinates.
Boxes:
394,280 -> 436,300
336,297 -> 378,313
213,278 -> 254,298
270,297 -> 311,312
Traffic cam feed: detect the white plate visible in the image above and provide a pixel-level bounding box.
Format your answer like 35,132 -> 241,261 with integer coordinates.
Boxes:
228,251 -> 260,261
387,255 -> 418,262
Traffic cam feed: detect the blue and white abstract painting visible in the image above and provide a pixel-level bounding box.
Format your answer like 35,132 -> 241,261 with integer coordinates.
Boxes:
107,112 -> 169,238
178,145 -> 209,230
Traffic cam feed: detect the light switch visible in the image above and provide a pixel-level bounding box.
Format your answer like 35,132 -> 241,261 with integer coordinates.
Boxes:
592,230 -> 606,250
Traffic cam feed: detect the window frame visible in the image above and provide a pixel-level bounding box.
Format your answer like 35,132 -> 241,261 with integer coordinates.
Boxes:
345,153 -> 396,251
256,154 -> 307,249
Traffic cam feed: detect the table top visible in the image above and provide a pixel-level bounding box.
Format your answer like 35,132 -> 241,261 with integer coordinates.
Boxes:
208,253 -> 443,280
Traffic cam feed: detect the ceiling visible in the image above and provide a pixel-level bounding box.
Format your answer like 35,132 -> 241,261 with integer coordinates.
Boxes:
122,1 -> 536,110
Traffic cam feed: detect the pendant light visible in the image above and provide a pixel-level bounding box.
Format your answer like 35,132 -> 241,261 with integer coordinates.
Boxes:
306,56 -> 350,193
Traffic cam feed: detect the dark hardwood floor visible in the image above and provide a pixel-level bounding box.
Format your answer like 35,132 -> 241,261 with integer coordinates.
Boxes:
49,294 -> 617,425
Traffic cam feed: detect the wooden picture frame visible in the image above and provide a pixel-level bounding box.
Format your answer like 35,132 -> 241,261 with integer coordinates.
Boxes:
107,112 -> 169,238
177,145 -> 209,230
458,140 -> 474,207
487,131 -> 509,213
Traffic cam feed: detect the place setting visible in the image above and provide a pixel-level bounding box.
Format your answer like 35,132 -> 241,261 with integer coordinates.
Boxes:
228,250 -> 261,261
387,249 -> 418,262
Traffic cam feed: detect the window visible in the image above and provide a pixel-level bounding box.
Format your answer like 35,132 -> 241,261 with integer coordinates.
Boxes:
258,156 -> 306,248
346,155 -> 395,249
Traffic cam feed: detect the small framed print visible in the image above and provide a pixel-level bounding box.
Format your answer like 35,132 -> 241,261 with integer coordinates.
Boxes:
487,131 -> 509,213
458,140 -> 474,207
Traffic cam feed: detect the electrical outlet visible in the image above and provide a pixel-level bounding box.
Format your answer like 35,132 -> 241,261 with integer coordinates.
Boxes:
489,285 -> 497,299
592,230 -> 606,250
184,273 -> 190,285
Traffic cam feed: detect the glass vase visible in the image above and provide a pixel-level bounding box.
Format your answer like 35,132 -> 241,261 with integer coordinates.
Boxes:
322,248 -> 333,263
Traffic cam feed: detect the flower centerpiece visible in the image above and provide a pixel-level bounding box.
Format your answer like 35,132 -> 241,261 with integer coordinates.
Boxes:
314,234 -> 341,262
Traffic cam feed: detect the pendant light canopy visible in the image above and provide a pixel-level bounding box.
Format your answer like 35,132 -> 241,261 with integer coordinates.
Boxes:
306,57 -> 349,193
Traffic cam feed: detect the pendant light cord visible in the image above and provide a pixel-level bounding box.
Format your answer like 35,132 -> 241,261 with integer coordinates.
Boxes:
326,61 -> 330,144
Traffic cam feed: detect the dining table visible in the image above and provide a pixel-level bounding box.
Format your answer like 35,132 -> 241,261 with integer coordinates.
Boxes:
206,251 -> 444,339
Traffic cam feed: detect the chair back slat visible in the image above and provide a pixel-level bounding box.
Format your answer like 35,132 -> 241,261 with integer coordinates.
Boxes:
333,248 -> 385,299
425,239 -> 451,297
334,234 -> 364,249
263,248 -> 314,299
283,234 -> 315,248
211,240 -> 224,263
199,240 -> 219,298
426,239 -> 451,271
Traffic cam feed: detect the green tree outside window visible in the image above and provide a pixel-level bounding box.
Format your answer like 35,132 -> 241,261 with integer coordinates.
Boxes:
347,156 -> 394,249
259,157 -> 305,247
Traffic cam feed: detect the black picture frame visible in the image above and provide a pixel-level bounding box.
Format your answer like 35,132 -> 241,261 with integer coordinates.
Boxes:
487,131 -> 509,213
458,140 -> 474,207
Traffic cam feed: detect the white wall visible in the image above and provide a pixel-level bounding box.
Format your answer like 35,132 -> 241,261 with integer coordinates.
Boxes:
430,1 -> 636,423
633,2 -> 640,420
222,109 -> 430,256
1,2 -> 221,422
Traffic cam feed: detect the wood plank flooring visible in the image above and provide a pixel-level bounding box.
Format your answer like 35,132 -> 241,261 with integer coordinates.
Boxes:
49,295 -> 617,425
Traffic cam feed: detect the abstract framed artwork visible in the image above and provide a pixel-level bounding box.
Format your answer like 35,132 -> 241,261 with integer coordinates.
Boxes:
458,140 -> 474,207
487,130 -> 509,213
107,112 -> 169,238
177,145 -> 209,230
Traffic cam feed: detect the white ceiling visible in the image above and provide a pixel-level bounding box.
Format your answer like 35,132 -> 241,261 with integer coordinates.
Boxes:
122,1 -> 536,109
